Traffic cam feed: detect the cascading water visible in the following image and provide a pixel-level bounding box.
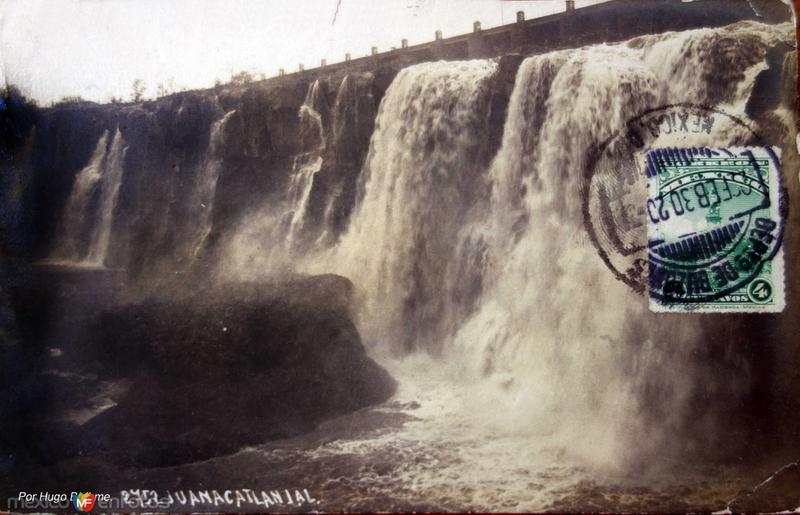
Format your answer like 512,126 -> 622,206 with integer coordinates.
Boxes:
211,20 -> 794,510
85,128 -> 127,266
313,60 -> 499,352
50,128 -> 127,267
225,79 -> 335,272
311,74 -> 376,247
449,46 -> 689,464
298,18 -> 790,483
285,80 -> 328,251
299,79 -> 328,149
285,154 -> 323,251
448,21 -> 792,462
50,130 -> 110,262
190,109 -> 236,258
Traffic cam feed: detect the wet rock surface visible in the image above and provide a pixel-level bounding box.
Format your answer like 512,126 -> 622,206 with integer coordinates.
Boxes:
1,269 -> 395,489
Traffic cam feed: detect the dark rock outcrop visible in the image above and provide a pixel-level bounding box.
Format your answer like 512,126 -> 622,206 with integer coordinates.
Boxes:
11,272 -> 395,473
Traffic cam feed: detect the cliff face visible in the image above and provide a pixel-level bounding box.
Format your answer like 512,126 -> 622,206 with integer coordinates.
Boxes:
24,90 -> 283,274
9,59 -> 520,278
12,77 -> 370,275
5,0 -> 783,278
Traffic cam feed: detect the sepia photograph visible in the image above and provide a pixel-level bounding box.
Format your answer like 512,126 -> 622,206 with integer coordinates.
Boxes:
0,0 -> 798,512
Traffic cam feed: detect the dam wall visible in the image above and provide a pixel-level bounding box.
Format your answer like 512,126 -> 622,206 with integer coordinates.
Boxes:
269,0 -> 779,85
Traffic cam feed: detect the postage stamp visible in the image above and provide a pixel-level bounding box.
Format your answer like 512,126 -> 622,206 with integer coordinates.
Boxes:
583,104 -> 786,313
645,147 -> 785,312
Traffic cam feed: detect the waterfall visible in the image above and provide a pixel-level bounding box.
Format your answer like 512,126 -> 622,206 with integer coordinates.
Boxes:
305,20 -> 792,463
299,79 -> 328,151
449,44 -> 677,463
217,18 -> 791,464
313,75 -> 358,245
284,80 -> 328,253
191,109 -> 236,258
50,128 -> 127,267
85,128 -> 126,266
51,131 -> 110,262
224,80 -> 329,273
312,74 -> 376,247
466,22 -> 790,462
319,60 -> 498,351
285,153 -> 323,251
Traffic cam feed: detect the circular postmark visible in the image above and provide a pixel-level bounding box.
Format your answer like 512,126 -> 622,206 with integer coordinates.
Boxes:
583,103 -> 785,305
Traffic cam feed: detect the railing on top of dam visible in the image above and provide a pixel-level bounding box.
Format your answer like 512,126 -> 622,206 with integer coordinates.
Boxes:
273,0 -> 582,79
264,0 -> 769,83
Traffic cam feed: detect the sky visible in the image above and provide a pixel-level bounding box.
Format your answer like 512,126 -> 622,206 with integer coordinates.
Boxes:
0,0 -> 606,105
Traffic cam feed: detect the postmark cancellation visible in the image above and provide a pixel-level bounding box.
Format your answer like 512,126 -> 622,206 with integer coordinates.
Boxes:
645,146 -> 785,312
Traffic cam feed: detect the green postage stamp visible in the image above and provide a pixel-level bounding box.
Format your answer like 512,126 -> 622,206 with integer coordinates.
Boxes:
645,146 -> 785,313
